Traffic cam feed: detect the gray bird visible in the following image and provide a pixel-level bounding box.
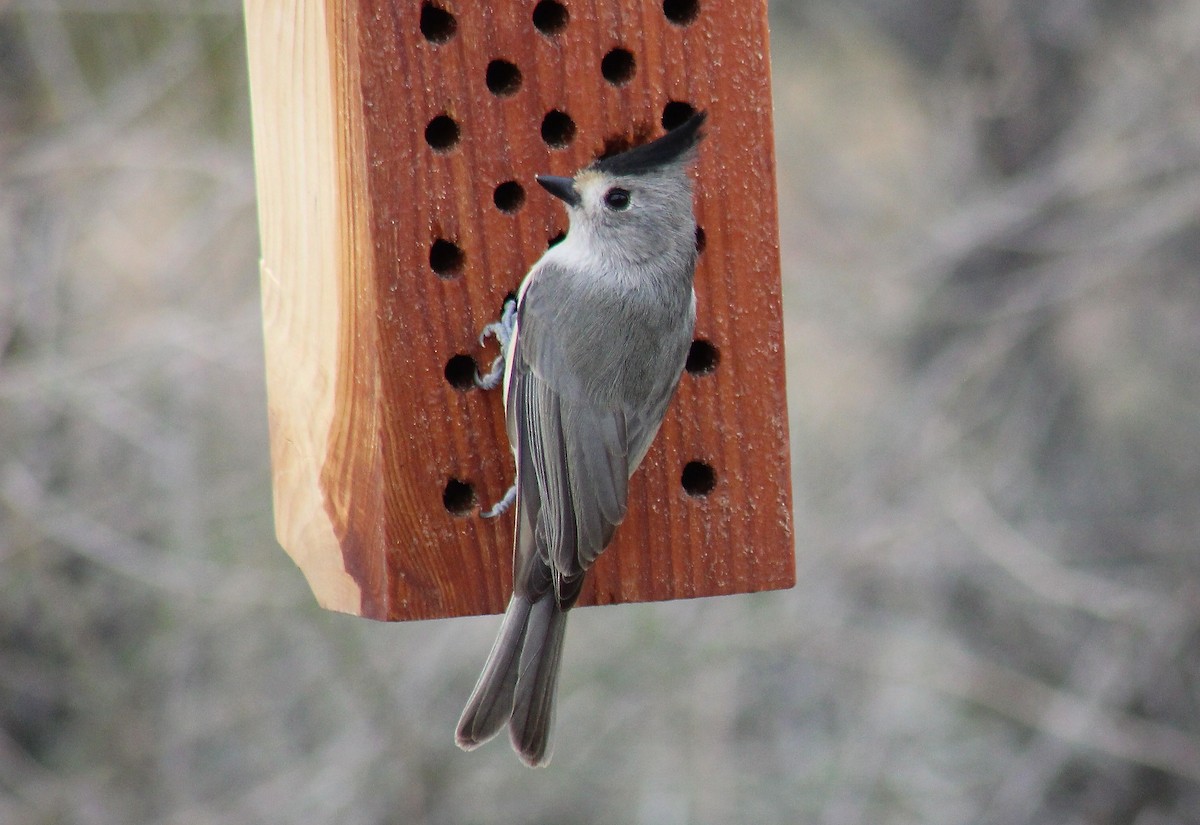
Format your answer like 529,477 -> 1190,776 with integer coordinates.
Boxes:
456,112 -> 707,766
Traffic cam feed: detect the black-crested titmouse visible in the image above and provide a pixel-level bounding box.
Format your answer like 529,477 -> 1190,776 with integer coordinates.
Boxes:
457,112 -> 707,766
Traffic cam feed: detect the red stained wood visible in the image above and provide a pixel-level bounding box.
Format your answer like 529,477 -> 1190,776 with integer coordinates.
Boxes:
254,0 -> 794,621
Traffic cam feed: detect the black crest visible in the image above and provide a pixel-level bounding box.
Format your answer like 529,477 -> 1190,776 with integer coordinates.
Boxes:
590,111 -> 707,177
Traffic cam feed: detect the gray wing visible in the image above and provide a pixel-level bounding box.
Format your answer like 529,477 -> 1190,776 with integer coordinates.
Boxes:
507,281 -> 633,603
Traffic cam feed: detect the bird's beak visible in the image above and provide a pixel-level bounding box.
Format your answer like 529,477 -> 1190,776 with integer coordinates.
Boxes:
536,175 -> 581,207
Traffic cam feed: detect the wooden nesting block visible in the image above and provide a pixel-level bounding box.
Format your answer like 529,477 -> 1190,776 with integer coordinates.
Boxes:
245,0 -> 794,621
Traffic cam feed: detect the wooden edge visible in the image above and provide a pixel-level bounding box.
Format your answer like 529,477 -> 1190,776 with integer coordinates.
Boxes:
245,0 -> 362,614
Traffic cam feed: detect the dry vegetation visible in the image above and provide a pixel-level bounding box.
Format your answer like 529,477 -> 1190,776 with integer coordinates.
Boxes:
2,1 -> 1198,822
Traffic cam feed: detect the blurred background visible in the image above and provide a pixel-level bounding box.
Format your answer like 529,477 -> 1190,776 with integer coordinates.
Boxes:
2,0 -> 1199,822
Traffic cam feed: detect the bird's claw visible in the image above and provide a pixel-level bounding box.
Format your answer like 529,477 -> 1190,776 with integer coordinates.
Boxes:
474,356 -> 505,390
473,297 -> 518,390
481,482 -> 517,518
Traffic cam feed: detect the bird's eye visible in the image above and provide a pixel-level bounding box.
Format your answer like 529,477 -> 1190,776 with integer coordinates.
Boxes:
604,188 -> 631,210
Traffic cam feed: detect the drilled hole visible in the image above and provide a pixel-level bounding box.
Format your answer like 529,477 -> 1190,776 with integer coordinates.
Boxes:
486,59 -> 522,96
540,110 -> 576,148
443,478 -> 476,516
493,180 -> 525,213
601,48 -> 636,86
681,461 -> 716,496
425,114 -> 460,151
662,100 -> 697,130
547,230 -> 566,248
419,3 -> 456,42
685,339 -> 719,375
429,239 -> 464,278
695,225 -> 707,253
532,0 -> 569,34
444,354 -> 477,391
598,134 -> 634,160
663,0 -> 700,25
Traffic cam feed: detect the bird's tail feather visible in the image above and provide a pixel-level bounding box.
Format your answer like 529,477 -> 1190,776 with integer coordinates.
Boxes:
509,596 -> 567,767
455,595 -> 531,751
455,593 -> 568,767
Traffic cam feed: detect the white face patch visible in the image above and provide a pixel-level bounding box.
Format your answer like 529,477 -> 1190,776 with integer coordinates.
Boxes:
543,225 -> 603,273
572,170 -> 615,214
540,171 -> 618,274
573,170 -> 605,191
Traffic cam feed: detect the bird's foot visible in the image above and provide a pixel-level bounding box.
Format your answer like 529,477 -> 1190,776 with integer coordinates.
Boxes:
480,482 -> 517,518
474,296 -> 518,390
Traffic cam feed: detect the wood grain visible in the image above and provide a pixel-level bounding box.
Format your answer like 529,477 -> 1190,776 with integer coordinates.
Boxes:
245,0 -> 795,621
246,0 -> 361,614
